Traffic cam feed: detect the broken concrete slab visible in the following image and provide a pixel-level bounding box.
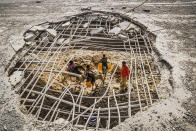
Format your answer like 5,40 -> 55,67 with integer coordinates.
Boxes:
118,34 -> 129,40
64,38 -> 71,44
62,21 -> 71,27
53,118 -> 68,125
56,38 -> 65,45
46,29 -> 57,37
119,21 -> 140,31
83,22 -> 89,28
90,27 -> 104,35
24,32 -> 36,42
9,34 -> 25,52
81,7 -> 92,11
29,26 -> 45,32
108,16 -> 118,24
108,27 -> 121,35
9,71 -> 24,86
119,21 -> 131,31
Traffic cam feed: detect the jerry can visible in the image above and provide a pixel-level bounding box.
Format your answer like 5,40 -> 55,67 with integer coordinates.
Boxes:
98,63 -> 102,71
86,81 -> 92,87
108,63 -> 113,71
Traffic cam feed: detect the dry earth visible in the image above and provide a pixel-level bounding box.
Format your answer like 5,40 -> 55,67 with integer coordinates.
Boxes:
0,0 -> 195,130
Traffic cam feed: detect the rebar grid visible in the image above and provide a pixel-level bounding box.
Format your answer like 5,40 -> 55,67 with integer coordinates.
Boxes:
10,11 -> 161,129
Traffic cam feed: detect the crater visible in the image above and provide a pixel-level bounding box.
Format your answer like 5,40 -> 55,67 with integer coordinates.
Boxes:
6,11 -> 163,129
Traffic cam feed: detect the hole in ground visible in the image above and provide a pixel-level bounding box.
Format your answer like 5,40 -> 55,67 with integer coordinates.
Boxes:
7,11 -> 161,129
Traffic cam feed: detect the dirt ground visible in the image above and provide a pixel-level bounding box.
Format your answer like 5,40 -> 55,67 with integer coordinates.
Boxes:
0,0 -> 195,130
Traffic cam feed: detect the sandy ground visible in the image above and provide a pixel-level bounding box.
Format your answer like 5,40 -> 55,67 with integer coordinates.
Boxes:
0,0 -> 195,130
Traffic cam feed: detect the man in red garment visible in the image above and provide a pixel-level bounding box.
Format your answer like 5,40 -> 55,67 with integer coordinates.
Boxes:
120,61 -> 130,92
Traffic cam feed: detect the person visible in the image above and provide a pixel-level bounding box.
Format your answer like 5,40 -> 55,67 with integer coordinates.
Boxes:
84,111 -> 97,127
101,54 -> 108,73
88,112 -> 97,127
84,65 -> 95,86
120,61 -> 130,92
67,61 -> 84,74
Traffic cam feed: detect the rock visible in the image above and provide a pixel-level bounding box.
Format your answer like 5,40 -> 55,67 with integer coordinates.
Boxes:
108,16 -> 118,24
29,26 -> 45,32
81,7 -> 91,11
57,38 -> 65,45
26,42 -> 33,45
39,32 -> 51,45
24,32 -> 36,42
119,21 -> 131,31
83,22 -> 89,28
87,129 -> 94,131
62,21 -> 71,27
118,33 -> 128,40
53,118 -> 69,125
46,29 -> 57,37
64,38 -> 71,44
9,34 -> 25,51
90,27 -> 104,35
9,71 -> 24,86
119,21 -> 139,31
109,27 -> 121,35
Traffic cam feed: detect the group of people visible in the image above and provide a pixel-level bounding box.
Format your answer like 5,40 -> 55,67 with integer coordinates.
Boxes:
67,54 -> 130,91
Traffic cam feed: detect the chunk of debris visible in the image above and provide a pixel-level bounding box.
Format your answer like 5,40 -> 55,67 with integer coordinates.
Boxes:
83,22 -> 89,28
46,29 -> 57,37
108,16 -> 118,24
90,27 -> 104,35
29,26 -> 45,32
118,33 -> 128,40
81,7 -> 92,11
57,38 -> 65,45
39,32 -> 53,44
64,38 -> 71,45
109,27 -> 121,35
9,71 -> 24,86
24,32 -> 36,42
9,35 -> 25,51
53,118 -> 69,125
119,21 -> 131,31
62,21 -> 71,27
119,21 -> 139,31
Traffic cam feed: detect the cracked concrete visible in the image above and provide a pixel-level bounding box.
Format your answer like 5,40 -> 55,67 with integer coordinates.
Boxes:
0,0 -> 195,130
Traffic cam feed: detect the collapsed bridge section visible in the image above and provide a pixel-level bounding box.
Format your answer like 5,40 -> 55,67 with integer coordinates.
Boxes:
7,11 -> 161,129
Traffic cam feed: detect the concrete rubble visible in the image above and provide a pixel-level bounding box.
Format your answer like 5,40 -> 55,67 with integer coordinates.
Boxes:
53,118 -> 69,125
46,29 -> 57,37
24,32 -> 36,42
62,21 -> 71,27
108,27 -> 121,35
57,38 -> 65,45
90,27 -> 104,35
9,71 -> 24,86
29,26 -> 45,32
83,22 -> 90,28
